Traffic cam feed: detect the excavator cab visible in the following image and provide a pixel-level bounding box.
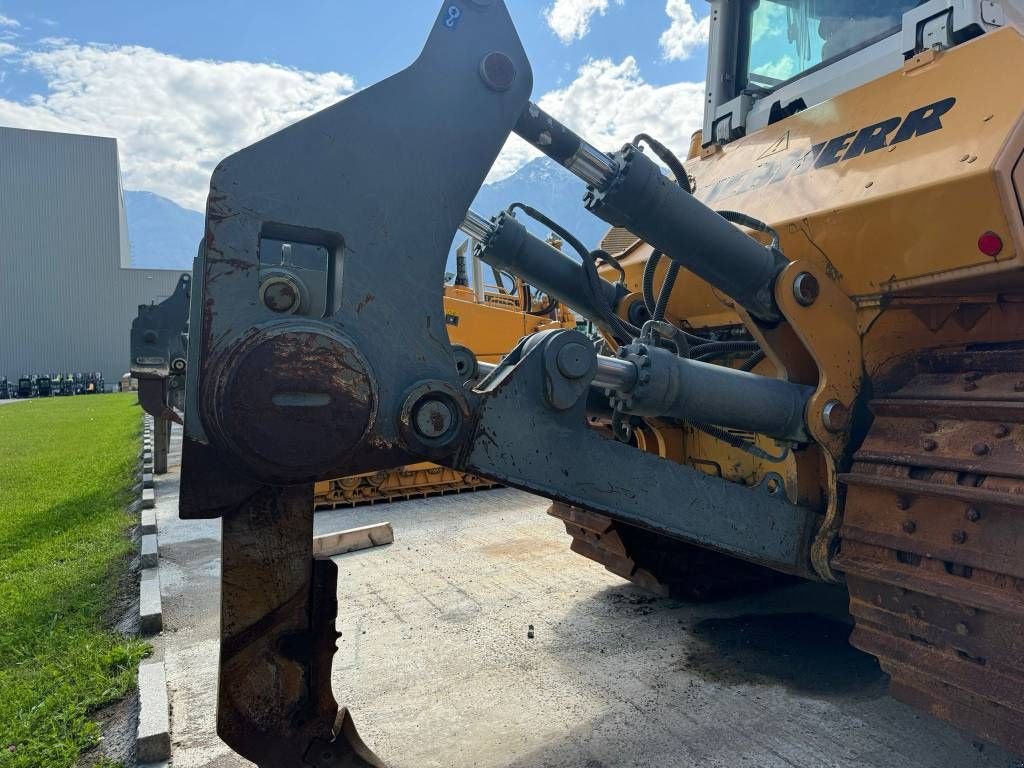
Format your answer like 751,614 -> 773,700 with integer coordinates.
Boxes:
179,1 -> 1024,764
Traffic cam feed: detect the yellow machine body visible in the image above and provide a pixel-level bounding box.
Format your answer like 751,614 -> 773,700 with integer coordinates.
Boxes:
558,26 -> 1024,751
604,27 -> 1024,493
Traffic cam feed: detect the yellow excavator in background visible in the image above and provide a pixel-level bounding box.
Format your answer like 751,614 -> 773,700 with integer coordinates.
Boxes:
314,241 -> 577,507
179,1 -> 1024,764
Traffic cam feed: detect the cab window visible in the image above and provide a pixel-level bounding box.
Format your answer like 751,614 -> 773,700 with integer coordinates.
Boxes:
740,0 -> 920,91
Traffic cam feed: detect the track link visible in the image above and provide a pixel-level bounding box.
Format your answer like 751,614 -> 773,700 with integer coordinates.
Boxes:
834,350 -> 1024,754
314,464 -> 497,509
549,502 -> 789,599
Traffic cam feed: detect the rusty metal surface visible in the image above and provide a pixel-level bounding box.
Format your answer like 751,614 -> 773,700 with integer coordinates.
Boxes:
549,503 -> 793,600
138,377 -> 183,425
209,325 -> 377,483
178,3 -> 536,765
833,350 -> 1024,755
217,482 -> 383,767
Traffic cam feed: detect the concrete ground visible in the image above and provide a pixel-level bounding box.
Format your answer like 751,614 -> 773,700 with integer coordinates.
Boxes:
151,425 -> 1019,768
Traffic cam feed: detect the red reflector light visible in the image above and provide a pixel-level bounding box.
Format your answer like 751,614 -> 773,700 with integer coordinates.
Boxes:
978,231 -> 1003,257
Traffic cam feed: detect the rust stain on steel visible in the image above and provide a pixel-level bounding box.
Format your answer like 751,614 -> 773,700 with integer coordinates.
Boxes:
214,327 -> 377,480
215,483 -> 382,766
833,349 -> 1024,755
355,293 -> 376,313
138,377 -> 183,424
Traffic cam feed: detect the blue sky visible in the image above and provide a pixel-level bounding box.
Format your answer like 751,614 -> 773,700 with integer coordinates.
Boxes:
0,1 -> 711,210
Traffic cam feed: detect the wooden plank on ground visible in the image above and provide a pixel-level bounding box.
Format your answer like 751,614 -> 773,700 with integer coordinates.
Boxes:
313,522 -> 394,558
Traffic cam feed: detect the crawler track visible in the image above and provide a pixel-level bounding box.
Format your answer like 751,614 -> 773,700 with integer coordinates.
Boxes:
549,502 -> 789,599
834,349 -> 1024,754
314,463 -> 497,509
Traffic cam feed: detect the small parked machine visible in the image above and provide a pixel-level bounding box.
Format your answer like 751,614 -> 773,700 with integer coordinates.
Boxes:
80,372 -> 103,394
36,375 -> 53,397
130,273 -> 192,473
58,374 -> 76,396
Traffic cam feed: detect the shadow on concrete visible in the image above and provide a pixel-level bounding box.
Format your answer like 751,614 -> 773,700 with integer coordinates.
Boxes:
547,577 -> 886,701
680,611 -> 886,698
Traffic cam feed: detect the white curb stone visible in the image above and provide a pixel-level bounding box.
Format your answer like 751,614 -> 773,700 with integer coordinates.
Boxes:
137,662 -> 171,762
139,568 -> 162,635
141,534 -> 159,569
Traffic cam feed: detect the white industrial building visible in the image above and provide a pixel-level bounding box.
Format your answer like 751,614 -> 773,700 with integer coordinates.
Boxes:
0,126 -> 186,385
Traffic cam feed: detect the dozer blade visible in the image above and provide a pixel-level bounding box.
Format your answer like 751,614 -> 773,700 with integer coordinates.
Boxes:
179,2 -> 532,765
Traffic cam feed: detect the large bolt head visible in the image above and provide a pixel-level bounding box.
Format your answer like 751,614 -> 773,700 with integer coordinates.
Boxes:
556,342 -> 592,379
259,276 -> 301,314
793,272 -> 820,307
398,383 -> 468,455
480,52 -> 516,92
414,398 -> 455,439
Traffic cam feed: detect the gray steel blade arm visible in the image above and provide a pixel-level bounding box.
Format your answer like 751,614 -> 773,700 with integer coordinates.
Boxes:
462,333 -> 820,578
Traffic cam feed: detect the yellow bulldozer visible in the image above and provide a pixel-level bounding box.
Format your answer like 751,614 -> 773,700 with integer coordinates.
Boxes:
313,249 -> 577,507
177,1 -> 1024,764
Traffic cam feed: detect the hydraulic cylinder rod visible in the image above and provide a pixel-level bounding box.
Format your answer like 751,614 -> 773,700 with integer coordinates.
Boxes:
479,342 -> 809,442
513,102 -> 784,323
613,343 -> 811,442
459,210 -> 624,325
478,354 -> 636,391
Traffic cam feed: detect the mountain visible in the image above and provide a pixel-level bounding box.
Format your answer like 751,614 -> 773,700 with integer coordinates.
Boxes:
469,157 -> 609,250
125,190 -> 204,269
124,157 -> 610,272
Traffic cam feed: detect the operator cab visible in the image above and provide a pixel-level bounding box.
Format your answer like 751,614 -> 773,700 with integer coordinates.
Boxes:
704,0 -> 1022,146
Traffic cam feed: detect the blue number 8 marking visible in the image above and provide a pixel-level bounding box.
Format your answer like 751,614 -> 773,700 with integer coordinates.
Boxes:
444,5 -> 462,28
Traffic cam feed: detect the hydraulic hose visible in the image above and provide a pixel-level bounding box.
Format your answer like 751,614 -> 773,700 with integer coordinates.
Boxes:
653,262 -> 680,322
642,250 -> 661,317
633,133 -> 692,194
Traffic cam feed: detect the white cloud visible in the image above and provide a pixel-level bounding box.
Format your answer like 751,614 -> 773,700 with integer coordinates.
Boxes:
756,55 -> 797,81
544,0 -> 623,44
488,56 -> 705,183
0,43 -> 355,211
659,0 -> 710,61
0,38 -> 704,209
0,14 -> 20,28
0,42 -> 15,56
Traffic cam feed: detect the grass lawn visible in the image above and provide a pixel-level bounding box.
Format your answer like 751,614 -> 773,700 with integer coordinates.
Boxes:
0,394 -> 149,768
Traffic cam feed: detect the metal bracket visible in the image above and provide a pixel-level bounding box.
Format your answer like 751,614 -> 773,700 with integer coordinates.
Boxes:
774,260 -> 863,581
180,3 -> 534,764
462,329 -> 821,578
901,0 -> 1000,56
